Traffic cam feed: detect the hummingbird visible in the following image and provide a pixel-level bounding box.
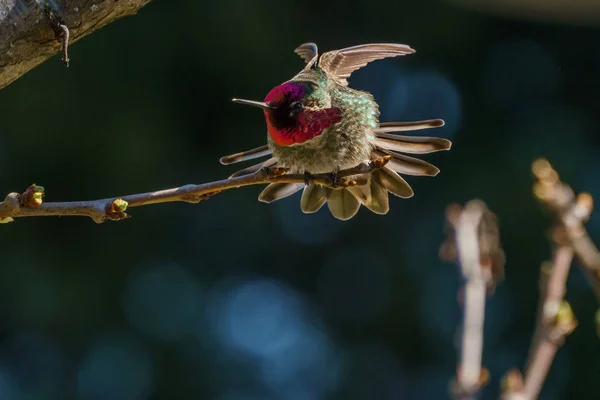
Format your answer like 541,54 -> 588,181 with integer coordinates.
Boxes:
220,42 -> 452,220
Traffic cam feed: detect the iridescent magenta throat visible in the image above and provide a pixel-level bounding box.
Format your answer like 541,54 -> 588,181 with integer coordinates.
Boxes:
263,82 -> 341,146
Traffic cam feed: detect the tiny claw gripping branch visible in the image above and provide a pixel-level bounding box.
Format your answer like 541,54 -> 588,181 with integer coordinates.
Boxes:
441,200 -> 505,400
326,171 -> 345,189
43,2 -> 70,67
369,154 -> 392,170
259,166 -> 289,178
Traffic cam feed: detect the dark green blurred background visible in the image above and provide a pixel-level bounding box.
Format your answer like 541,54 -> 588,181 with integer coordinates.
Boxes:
1,0 -> 600,399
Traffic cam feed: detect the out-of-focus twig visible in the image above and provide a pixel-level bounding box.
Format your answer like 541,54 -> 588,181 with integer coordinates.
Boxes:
501,158 -> 585,400
501,369 -> 526,400
441,199 -> 505,399
519,246 -> 577,400
532,159 -> 600,301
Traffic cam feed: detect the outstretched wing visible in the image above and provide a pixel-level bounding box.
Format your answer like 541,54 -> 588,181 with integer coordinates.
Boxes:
294,42 -> 319,69
318,43 -> 415,85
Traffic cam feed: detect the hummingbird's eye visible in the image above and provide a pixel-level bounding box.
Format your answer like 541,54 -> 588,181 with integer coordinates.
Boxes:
289,102 -> 303,116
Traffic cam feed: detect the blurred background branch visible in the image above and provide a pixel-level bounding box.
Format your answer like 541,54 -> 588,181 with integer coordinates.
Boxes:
520,246 -> 577,400
532,159 -> 600,301
0,0 -> 152,89
502,159 -> 593,399
445,159 -> 600,399
442,199 -> 504,399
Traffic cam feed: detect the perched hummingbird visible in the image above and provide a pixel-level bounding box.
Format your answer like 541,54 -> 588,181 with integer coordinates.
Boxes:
221,43 -> 452,220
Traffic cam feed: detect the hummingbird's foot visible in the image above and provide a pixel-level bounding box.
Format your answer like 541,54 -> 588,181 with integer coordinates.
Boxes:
303,171 -> 315,186
370,154 -> 392,169
259,166 -> 288,178
328,170 -> 346,188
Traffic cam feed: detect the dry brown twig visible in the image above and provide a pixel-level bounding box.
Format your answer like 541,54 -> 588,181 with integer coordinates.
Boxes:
0,157 -> 391,224
441,199 -> 505,400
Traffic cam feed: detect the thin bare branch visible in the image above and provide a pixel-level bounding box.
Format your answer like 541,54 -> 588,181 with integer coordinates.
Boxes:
532,158 -> 600,301
500,369 -> 526,400
442,200 -> 504,399
519,246 -> 577,400
0,157 -> 390,224
501,158 -> 584,400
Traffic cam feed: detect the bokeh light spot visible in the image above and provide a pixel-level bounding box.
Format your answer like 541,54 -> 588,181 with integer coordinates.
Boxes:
483,286 -> 515,346
0,333 -> 68,400
216,388 -> 276,400
77,333 -> 153,400
410,366 -> 454,400
481,38 -> 560,115
207,278 -> 340,396
418,266 -> 461,347
350,60 -> 408,108
0,366 -> 17,400
123,263 -> 203,342
211,279 -> 305,359
272,196 -> 345,245
317,246 -> 391,326
338,343 -> 408,400
384,69 -> 462,140
401,209 -> 447,279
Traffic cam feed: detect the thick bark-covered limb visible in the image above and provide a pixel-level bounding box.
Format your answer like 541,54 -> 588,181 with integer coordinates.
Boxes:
0,157 -> 389,223
0,0 -> 152,89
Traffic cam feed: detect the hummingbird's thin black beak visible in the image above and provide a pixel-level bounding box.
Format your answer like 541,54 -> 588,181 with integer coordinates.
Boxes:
232,98 -> 273,111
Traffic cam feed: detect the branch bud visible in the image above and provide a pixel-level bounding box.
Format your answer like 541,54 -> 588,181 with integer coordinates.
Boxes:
107,198 -> 128,213
20,184 -> 45,208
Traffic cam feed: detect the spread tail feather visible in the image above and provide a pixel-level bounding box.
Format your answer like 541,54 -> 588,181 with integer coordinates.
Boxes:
376,119 -> 445,133
229,158 -> 278,178
349,177 -> 390,215
255,170 -> 412,220
373,149 -> 440,176
373,134 -> 451,154
258,183 -> 303,203
375,167 -> 414,198
300,184 -> 330,213
364,178 -> 390,214
220,145 -> 271,165
327,188 -> 361,220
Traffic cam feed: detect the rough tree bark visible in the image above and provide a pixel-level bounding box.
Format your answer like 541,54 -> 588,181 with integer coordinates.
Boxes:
0,0 -> 152,89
